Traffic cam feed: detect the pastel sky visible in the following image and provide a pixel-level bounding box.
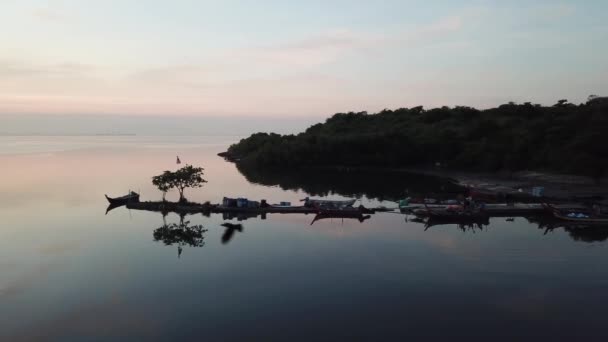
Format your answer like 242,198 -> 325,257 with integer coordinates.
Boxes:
1,0 -> 607,118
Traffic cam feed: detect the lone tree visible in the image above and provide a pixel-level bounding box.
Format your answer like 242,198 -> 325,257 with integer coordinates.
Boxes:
152,171 -> 173,201
152,164 -> 207,203
171,164 -> 207,203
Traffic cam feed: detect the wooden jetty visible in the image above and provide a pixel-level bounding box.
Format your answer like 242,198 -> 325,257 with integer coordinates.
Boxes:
406,202 -> 589,217
121,199 -> 594,221
125,201 -> 375,215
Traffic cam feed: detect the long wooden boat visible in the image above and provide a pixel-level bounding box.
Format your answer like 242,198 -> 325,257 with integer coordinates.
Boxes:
303,197 -> 357,209
423,215 -> 490,228
543,203 -> 608,225
105,191 -> 140,205
416,204 -> 489,220
551,210 -> 608,225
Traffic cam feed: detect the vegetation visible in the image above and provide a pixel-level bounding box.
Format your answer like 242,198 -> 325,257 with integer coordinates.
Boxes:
152,165 -> 207,202
225,97 -> 608,178
152,171 -> 173,201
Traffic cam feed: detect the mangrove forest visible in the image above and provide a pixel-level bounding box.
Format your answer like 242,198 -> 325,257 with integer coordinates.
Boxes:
224,97 -> 608,177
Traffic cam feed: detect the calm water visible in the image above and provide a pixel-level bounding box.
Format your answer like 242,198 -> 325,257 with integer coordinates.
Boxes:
1,136 -> 608,341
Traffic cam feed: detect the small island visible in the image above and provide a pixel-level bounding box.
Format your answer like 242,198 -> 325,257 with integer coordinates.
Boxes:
221,97 -> 608,179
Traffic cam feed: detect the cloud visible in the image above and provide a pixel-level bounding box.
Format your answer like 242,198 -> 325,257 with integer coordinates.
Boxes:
0,14 -> 469,116
0,60 -> 95,78
31,6 -> 69,23
536,3 -> 576,21
249,29 -> 378,68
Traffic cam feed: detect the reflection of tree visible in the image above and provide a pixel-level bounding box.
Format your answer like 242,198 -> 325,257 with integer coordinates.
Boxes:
527,216 -> 608,243
153,214 -> 208,257
236,163 -> 463,202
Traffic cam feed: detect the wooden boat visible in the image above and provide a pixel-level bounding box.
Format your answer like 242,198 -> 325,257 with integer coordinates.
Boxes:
468,185 -> 534,202
317,205 -> 374,215
401,203 -> 455,211
303,197 -> 356,209
416,204 -> 489,220
423,215 -> 490,229
548,206 -> 608,225
105,191 -> 140,205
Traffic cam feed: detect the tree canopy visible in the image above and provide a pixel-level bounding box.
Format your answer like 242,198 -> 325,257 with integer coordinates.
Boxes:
152,171 -> 173,201
151,164 -> 207,202
225,99 -> 608,178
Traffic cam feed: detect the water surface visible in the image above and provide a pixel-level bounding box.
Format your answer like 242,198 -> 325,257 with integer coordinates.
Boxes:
1,136 -> 607,341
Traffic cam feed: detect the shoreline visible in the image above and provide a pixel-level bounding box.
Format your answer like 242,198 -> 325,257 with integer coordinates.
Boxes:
219,152 -> 607,201
402,167 -> 608,201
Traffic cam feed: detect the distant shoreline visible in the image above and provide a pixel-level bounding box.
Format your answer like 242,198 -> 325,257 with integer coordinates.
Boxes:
0,133 -> 137,137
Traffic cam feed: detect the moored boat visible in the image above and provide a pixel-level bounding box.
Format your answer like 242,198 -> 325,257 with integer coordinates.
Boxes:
545,204 -> 608,225
303,197 -> 357,209
415,204 -> 489,220
105,191 -> 140,205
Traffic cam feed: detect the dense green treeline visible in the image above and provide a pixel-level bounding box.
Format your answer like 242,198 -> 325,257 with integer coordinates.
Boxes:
226,97 -> 608,177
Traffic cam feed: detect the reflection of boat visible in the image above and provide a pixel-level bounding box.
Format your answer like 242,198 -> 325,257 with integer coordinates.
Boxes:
105,202 -> 123,215
527,216 -> 608,243
311,210 -> 371,225
303,197 -> 356,209
105,191 -> 140,205
310,206 -> 373,224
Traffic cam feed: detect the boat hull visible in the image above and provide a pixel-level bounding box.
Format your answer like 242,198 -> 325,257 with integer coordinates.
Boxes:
105,192 -> 140,205
544,203 -> 608,226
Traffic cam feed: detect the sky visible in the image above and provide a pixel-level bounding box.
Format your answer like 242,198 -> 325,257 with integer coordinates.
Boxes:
1,0 -> 608,134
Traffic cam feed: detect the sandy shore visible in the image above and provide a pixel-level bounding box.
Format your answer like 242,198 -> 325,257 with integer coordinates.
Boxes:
405,168 -> 608,200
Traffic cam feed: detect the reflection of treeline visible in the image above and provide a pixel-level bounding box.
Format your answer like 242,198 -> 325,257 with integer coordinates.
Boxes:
227,98 -> 608,177
236,163 -> 462,201
527,216 -> 608,243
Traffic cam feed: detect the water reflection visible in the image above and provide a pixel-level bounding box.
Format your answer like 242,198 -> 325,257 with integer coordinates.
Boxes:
410,216 -> 490,232
105,202 -> 124,215
527,216 -> 608,243
6,136 -> 608,340
310,212 -> 372,225
236,163 -> 463,201
153,214 -> 208,258
127,207 -> 608,247
222,211 -> 265,221
221,222 -> 244,244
